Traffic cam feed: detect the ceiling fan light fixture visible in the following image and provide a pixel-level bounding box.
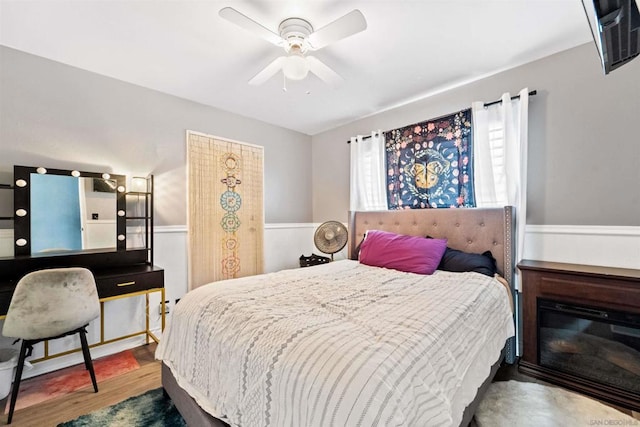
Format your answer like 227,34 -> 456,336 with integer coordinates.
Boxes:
282,49 -> 309,80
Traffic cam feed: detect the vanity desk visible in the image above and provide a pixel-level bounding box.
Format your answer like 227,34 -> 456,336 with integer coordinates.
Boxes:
0,165 -> 164,362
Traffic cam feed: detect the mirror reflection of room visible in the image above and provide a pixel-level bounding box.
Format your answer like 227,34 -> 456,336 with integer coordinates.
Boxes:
30,174 -> 116,253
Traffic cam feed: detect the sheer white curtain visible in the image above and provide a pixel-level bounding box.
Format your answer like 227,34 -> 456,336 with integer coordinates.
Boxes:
350,130 -> 388,211
472,88 -> 529,291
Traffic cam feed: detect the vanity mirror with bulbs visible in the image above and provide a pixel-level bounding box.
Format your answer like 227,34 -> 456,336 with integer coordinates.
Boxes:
0,165 -> 164,360
13,165 -> 127,256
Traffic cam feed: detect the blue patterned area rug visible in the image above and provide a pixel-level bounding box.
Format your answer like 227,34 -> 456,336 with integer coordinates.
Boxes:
57,388 -> 186,427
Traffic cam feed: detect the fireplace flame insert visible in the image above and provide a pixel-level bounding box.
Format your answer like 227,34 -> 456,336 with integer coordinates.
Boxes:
538,299 -> 640,395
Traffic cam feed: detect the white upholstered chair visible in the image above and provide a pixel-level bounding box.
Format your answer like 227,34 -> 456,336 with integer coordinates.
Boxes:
2,267 -> 101,424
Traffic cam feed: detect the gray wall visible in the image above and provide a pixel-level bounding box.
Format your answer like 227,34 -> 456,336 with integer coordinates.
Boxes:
0,46 -> 312,226
311,42 -> 640,226
3,42 -> 639,228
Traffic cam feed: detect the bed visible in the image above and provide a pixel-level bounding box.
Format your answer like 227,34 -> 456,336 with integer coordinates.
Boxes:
157,207 -> 516,427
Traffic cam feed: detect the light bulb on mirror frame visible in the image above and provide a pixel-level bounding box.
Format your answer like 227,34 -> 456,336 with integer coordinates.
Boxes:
15,209 -> 27,217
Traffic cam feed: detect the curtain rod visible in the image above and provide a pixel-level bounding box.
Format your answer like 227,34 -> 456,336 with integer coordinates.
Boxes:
346,89 -> 537,143
483,89 -> 537,108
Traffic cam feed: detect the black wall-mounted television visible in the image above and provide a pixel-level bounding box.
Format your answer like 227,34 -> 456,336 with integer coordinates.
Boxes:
581,0 -> 640,74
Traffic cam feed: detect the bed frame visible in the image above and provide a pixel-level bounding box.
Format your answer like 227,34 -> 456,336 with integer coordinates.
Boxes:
163,206 -> 516,427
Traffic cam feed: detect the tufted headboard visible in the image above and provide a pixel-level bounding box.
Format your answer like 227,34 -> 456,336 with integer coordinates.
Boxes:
348,207 -> 515,288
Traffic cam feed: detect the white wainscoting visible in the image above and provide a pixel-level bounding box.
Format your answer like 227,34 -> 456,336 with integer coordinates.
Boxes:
523,225 -> 640,269
154,225 -> 189,309
264,223 -> 348,272
154,222 -> 348,300
1,223 -> 636,378
264,223 -> 317,272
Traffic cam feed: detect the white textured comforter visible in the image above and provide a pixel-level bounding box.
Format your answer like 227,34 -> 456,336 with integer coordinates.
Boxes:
156,260 -> 514,427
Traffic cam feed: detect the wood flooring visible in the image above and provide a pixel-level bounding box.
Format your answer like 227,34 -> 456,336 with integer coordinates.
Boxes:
0,343 -> 161,427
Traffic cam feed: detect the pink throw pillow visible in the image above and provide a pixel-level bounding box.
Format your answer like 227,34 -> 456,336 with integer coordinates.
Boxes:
359,230 -> 447,275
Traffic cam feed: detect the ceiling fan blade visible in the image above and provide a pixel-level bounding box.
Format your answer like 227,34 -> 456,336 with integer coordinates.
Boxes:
219,7 -> 283,46
248,57 -> 285,85
307,10 -> 367,50
306,56 -> 343,88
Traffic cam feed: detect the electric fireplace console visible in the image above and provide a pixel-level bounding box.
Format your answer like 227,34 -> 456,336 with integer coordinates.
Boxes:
518,260 -> 640,412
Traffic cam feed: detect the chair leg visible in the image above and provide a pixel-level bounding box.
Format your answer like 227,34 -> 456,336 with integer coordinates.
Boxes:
7,340 -> 29,425
78,329 -> 98,393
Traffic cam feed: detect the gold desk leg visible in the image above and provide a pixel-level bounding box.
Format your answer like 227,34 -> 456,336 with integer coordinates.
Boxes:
145,292 -> 150,345
100,301 -> 105,344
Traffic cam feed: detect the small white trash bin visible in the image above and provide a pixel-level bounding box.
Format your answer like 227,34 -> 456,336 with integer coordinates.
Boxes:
0,348 -> 19,400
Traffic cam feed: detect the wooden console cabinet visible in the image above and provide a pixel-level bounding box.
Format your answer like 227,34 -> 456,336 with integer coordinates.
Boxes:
518,260 -> 640,411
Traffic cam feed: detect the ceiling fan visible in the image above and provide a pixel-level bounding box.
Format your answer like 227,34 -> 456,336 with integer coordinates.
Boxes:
219,7 -> 367,88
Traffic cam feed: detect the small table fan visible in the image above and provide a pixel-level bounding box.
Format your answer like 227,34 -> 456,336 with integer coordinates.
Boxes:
314,221 -> 348,261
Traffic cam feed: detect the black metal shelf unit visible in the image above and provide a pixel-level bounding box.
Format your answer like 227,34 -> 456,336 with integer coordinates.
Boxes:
124,175 -> 154,265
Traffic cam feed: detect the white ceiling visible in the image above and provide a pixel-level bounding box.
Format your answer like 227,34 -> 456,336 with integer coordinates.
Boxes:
0,1 -> 592,135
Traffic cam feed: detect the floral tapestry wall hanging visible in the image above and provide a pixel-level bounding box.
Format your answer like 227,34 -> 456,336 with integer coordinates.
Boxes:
385,109 -> 475,209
